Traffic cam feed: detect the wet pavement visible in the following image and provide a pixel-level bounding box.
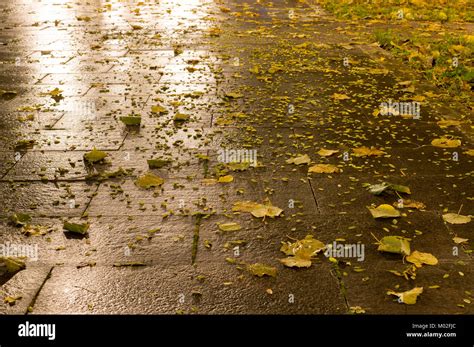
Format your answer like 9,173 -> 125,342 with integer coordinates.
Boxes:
0,0 -> 472,314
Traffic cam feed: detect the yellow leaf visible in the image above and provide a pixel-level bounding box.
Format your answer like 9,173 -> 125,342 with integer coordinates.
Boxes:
225,92 -> 243,99
331,93 -> 350,100
247,263 -> 277,277
41,88 -> 63,98
442,213 -> 471,225
232,201 -> 283,218
406,251 -> 438,268
377,236 -> 411,255
452,237 -> 468,244
218,222 -> 241,232
286,154 -> 311,165
232,201 -> 261,213
83,148 -> 107,163
151,105 -> 167,114
437,119 -> 461,128
349,306 -> 366,314
317,148 -> 339,157
4,296 -> 22,306
412,95 -> 425,102
431,137 -> 461,148
201,178 -> 217,185
280,235 -> 325,260
218,175 -> 234,183
393,199 -> 425,210
464,149 -> 474,156
280,256 -> 312,268
174,113 -> 190,122
308,164 -> 341,174
352,146 -> 386,157
368,204 -> 401,218
387,287 -> 423,305
135,173 -> 164,189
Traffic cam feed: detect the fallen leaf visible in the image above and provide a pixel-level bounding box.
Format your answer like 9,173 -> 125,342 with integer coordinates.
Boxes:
280,235 -> 326,260
227,162 -> 252,171
353,146 -> 386,157
232,201 -> 261,213
387,287 -> 423,305
45,88 -> 63,97
437,119 -> 462,128
151,105 -> 167,114
251,205 -> 283,218
21,224 -> 51,236
317,148 -> 339,157
4,296 -> 22,306
9,213 -> 32,227
308,164 -> 341,174
218,175 -> 234,183
174,113 -> 190,122
406,251 -> 438,268
431,137 -> 461,148
135,173 -> 164,189
365,182 -> 411,195
286,154 -> 311,165
83,148 -> 107,164
63,222 -> 89,235
331,93 -> 350,100
280,256 -> 312,268
224,92 -> 243,99
349,306 -> 366,314
247,263 -> 277,277
218,222 -> 241,232
442,213 -> 471,224
377,236 -> 411,255
120,116 -> 141,126
464,149 -> 474,156
147,158 -> 170,169
368,204 -> 401,218
201,178 -> 218,185
453,237 -> 468,244
0,257 -> 26,274
394,199 -> 425,209
232,201 -> 283,218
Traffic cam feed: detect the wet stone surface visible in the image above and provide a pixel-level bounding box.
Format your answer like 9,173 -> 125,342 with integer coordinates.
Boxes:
0,0 -> 472,314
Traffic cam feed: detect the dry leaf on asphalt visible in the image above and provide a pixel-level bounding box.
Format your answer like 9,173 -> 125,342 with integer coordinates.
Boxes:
368,204 -> 401,218
218,222 -> 241,232
286,154 -> 311,165
83,148 -> 108,164
247,263 -> 277,277
352,146 -> 386,157
331,93 -> 350,100
376,235 -> 411,255
218,175 -> 234,183
406,251 -> 438,268
280,257 -> 312,268
317,148 -> 339,157
387,287 -> 423,305
280,235 -> 326,258
437,119 -> 461,128
308,164 -> 341,174
452,237 -> 468,244
394,199 -> 425,209
431,137 -> 461,148
232,201 -> 283,218
442,213 -> 471,225
135,173 -> 165,189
